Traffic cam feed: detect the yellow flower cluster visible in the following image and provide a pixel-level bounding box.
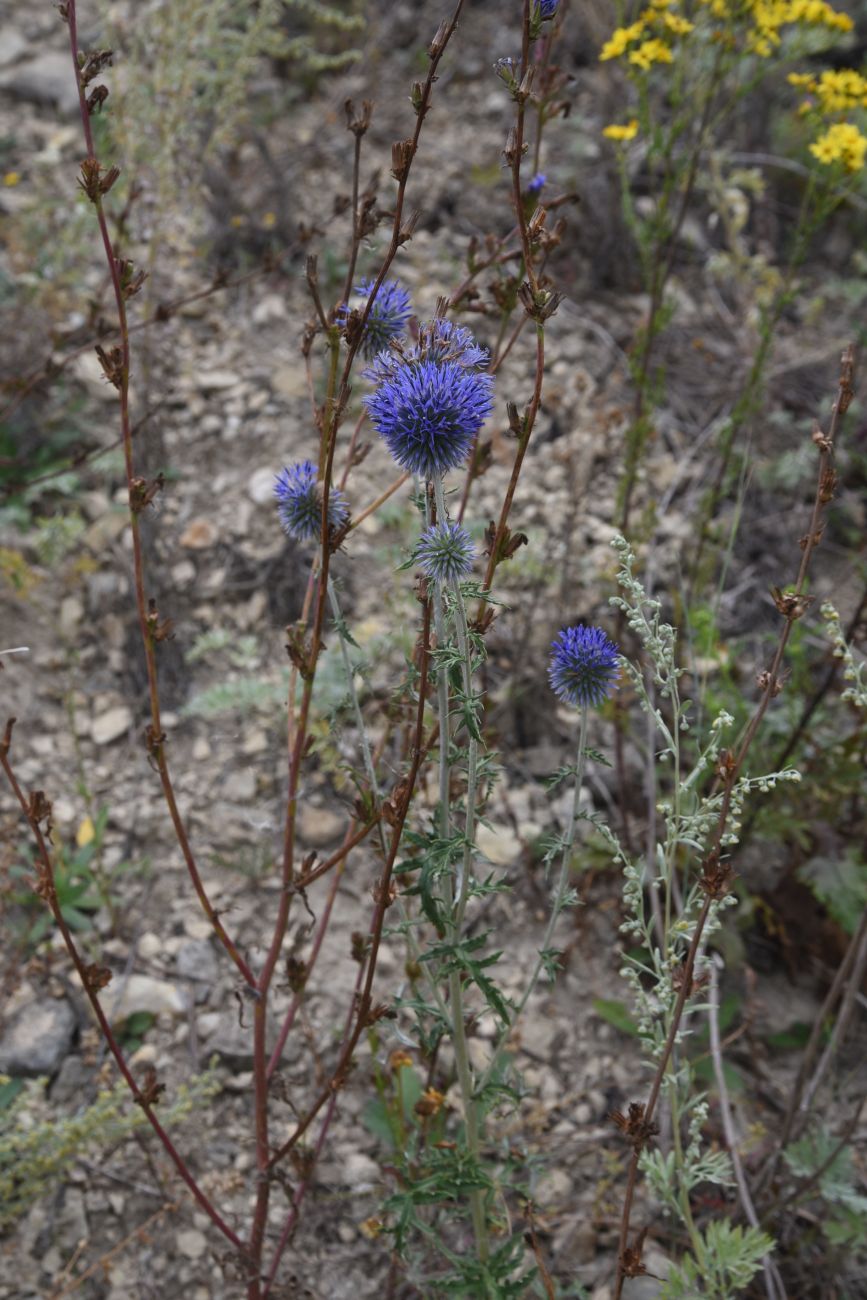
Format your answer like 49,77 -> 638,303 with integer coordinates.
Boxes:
808,121 -> 867,170
601,0 -> 854,64
789,68 -> 867,113
603,119 -> 640,140
599,5 -> 693,64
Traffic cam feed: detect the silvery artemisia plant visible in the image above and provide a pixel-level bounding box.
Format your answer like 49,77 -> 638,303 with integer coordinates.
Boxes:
602,536 -> 798,1294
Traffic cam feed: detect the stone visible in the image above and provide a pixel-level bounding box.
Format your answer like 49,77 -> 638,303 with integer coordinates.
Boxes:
252,294 -> 288,326
341,1151 -> 380,1189
50,1054 -> 91,1104
179,518 -> 219,550
91,706 -> 132,745
271,363 -> 308,399
0,998 -> 76,1077
176,1229 -> 208,1260
297,803 -> 344,848
197,369 -> 240,392
176,939 -> 218,1002
95,974 -> 188,1024
247,466 -> 276,504
476,822 -> 522,867
202,1011 -> 276,1071
59,596 -> 84,633
0,27 -> 28,67
534,1167 -> 573,1208
0,53 -> 82,115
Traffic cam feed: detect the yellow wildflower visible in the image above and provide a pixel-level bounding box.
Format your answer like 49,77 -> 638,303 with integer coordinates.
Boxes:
628,38 -> 674,69
600,20 -> 646,60
659,10 -> 695,32
2,171 -> 21,187
603,119 -> 640,141
809,121 -> 867,171
76,816 -> 96,848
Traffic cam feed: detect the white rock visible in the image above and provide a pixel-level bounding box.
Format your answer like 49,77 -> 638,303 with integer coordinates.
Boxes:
176,1228 -> 208,1260
342,1152 -> 380,1188
534,1167 -> 573,1207
138,932 -> 163,960
248,466 -> 276,504
91,706 -> 132,745
98,974 -> 188,1023
197,369 -> 240,393
476,822 -> 521,867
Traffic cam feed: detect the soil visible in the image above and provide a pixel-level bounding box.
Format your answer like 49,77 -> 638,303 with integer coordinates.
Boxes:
1,3 -> 865,1299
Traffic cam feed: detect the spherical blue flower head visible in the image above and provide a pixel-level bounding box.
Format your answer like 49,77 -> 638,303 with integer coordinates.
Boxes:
274,461 -> 349,542
549,625 -> 620,709
350,278 -> 412,359
415,520 -> 475,585
364,357 -> 494,480
526,172 -> 547,195
363,318 -> 489,385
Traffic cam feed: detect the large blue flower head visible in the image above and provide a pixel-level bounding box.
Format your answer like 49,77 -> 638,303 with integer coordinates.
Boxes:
416,520 -> 475,585
345,278 -> 412,359
549,625 -> 620,709
274,461 -> 349,542
363,319 -> 494,480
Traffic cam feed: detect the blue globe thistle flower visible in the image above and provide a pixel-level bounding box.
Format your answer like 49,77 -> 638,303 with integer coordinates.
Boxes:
274,461 -> 349,542
526,172 -> 547,195
416,520 -> 475,585
347,278 -> 412,359
363,318 -> 489,384
363,320 -> 494,480
549,625 -> 620,709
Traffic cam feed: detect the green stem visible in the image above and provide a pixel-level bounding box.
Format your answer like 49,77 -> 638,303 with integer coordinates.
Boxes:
429,477 -> 489,1266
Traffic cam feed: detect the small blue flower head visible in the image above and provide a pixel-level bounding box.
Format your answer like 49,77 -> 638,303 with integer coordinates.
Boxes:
364,319 -> 494,480
526,172 -> 547,195
274,461 -> 349,542
346,278 -> 412,359
415,520 -> 475,585
535,0 -> 559,19
549,625 -> 620,709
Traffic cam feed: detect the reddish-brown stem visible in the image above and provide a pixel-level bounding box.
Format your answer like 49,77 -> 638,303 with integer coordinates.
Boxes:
612,346 -> 855,1297
64,1 -> 253,991
0,733 -> 243,1254
265,824 -> 353,1080
265,594 -> 433,1176
481,324 -> 544,592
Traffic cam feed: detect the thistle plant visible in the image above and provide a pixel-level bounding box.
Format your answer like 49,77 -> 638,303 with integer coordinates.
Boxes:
4,0 -> 866,1296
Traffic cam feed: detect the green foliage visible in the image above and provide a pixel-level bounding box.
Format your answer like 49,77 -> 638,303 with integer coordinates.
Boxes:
7,807 -> 138,951
0,1068 -> 221,1229
785,1126 -> 867,1252
798,848 -> 867,934
662,1222 -> 775,1299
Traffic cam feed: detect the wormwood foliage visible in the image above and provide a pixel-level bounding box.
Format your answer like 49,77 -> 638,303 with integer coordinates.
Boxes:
604,538 -> 798,1292
0,1068 -> 220,1229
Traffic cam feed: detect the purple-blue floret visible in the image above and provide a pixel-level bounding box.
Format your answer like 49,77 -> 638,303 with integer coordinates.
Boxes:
364,320 -> 494,480
274,461 -> 349,542
416,520 -> 476,585
345,278 -> 412,359
549,625 -> 620,709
